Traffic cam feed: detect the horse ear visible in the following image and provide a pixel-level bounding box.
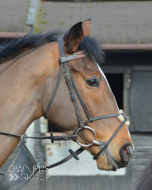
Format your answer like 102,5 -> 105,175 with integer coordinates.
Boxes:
64,22 -> 84,53
82,18 -> 91,36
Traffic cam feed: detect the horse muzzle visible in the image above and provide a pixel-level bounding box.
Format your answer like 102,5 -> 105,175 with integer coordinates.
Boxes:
119,144 -> 134,165
107,143 -> 134,171
95,142 -> 134,171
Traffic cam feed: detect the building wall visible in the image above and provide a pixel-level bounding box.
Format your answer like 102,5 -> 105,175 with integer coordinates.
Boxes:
36,1 -> 152,44
0,0 -> 31,32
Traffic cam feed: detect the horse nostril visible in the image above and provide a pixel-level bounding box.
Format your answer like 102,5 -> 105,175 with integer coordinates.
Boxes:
120,144 -> 134,163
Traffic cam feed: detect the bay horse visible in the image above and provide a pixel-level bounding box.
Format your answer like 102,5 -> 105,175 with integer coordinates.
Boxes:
0,20 -> 134,172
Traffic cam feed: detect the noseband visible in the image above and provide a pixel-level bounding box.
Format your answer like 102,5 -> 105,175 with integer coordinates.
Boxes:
44,36 -> 129,160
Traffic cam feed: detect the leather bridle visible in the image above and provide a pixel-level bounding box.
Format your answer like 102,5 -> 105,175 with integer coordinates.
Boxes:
44,36 -> 128,160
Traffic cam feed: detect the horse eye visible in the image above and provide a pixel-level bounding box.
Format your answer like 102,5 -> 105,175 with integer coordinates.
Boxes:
86,78 -> 99,87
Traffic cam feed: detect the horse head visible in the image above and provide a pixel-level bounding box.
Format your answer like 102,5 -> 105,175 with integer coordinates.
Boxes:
42,20 -> 134,171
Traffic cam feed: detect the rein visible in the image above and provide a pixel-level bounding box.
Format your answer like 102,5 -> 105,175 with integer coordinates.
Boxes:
0,36 -> 129,174
0,131 -> 77,141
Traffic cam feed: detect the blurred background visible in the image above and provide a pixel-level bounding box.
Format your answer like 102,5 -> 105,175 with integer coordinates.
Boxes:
0,0 -> 152,190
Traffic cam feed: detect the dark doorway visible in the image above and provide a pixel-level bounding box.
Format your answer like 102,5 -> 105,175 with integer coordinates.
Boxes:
105,73 -> 123,109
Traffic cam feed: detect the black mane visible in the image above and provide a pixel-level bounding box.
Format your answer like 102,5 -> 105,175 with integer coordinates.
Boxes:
79,36 -> 104,65
0,30 -> 62,63
0,30 -> 104,65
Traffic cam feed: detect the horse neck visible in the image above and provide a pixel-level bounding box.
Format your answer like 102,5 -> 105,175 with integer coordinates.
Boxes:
0,42 -> 59,166
0,59 -> 14,74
